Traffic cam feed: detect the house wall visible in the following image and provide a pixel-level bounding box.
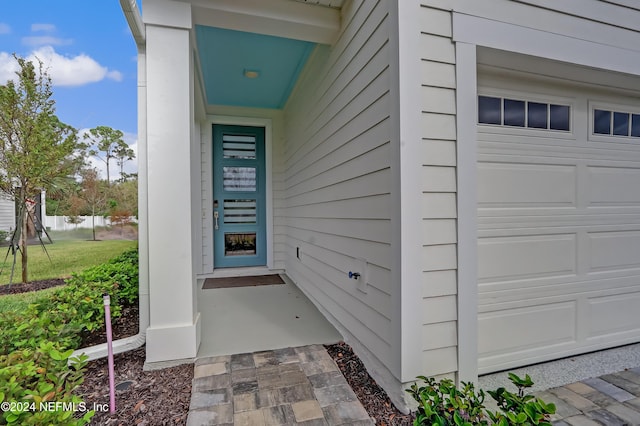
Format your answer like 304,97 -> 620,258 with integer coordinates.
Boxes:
282,0 -> 396,398
417,0 -> 640,382
200,106 -> 286,273
414,3 -> 459,383
0,194 -> 15,232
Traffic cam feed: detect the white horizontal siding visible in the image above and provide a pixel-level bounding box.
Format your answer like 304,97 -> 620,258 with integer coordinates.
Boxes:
283,0 -> 393,370
0,194 -> 14,232
418,3 -> 459,377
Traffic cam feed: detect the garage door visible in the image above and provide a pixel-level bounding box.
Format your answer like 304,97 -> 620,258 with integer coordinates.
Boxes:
477,69 -> 640,374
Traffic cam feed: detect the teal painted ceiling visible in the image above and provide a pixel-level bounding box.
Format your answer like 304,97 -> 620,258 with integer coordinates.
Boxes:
195,26 -> 315,109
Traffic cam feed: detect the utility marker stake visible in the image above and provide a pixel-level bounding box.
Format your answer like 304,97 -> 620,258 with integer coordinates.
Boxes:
104,294 -> 116,414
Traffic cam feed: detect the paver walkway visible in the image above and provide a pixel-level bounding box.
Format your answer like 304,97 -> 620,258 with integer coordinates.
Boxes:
535,367 -> 640,425
186,344 -> 374,425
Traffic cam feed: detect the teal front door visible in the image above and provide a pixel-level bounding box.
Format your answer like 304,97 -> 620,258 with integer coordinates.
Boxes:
213,124 -> 266,268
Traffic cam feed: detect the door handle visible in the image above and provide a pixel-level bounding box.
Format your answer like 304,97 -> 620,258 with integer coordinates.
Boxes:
214,211 -> 219,230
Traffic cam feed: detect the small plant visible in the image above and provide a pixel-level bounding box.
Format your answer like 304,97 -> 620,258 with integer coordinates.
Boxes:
486,373 -> 556,425
0,343 -> 94,425
407,373 -> 555,426
0,247 -> 138,425
407,376 -> 488,425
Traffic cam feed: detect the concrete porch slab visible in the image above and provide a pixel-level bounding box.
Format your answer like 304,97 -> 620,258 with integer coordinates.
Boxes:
196,274 -> 342,358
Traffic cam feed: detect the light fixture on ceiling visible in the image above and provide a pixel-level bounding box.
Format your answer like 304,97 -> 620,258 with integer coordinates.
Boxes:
243,69 -> 260,79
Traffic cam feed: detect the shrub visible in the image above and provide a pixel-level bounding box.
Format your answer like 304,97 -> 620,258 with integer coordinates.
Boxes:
0,247 -> 137,425
0,309 -> 80,355
407,373 -> 555,426
408,377 -> 489,425
486,374 -> 556,425
65,247 -> 138,306
0,343 -> 94,425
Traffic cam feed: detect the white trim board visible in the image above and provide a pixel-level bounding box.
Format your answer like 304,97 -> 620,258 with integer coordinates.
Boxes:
204,115 -> 274,271
455,41 -> 478,385
452,13 -> 640,77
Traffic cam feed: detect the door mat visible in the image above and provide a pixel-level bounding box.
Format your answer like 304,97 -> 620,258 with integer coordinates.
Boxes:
202,274 -> 285,289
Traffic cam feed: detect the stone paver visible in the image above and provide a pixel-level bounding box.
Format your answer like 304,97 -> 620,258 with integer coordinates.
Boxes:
186,344 -> 374,425
536,368 -> 640,425
188,343 -> 640,425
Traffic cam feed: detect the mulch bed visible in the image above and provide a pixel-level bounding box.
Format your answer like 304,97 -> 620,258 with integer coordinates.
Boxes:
326,342 -> 414,426
77,347 -> 193,426
0,277 -> 67,295
76,303 -> 193,425
6,278 -> 415,425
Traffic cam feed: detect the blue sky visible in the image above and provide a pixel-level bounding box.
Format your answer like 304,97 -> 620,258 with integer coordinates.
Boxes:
1,1 -> 140,179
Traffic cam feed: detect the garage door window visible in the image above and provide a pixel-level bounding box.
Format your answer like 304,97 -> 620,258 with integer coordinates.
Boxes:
593,108 -> 640,138
478,95 -> 570,131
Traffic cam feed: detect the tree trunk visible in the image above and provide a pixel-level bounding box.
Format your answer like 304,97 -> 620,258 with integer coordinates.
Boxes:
92,206 -> 96,241
20,206 -> 28,283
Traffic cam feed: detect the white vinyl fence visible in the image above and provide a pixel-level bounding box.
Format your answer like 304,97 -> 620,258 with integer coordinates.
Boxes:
44,215 -> 137,231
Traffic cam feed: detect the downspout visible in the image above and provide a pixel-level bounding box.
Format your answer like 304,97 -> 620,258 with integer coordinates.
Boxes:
71,0 -> 148,362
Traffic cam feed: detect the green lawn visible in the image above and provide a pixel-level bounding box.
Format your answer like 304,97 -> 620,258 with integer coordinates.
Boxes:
0,239 -> 137,285
0,286 -> 60,314
0,239 -> 136,313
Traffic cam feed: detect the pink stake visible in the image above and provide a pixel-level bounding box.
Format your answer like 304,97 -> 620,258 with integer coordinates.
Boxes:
103,294 -> 116,414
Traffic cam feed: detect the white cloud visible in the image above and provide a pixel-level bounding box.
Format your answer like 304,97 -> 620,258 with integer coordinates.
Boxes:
0,47 -> 123,87
0,51 -> 19,83
29,46 -> 111,86
22,23 -> 72,47
31,23 -> 56,32
0,23 -> 10,35
106,70 -> 123,82
22,35 -> 73,47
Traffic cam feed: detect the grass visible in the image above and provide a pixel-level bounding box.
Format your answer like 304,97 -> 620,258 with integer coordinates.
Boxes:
0,286 -> 60,314
0,239 -> 137,285
0,239 -> 137,313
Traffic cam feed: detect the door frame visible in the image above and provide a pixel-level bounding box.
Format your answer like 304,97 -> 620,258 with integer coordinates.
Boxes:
205,115 -> 273,271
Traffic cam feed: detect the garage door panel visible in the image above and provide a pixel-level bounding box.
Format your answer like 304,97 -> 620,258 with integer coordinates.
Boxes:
589,231 -> 640,273
478,162 -> 576,207
588,292 -> 640,337
479,277 -> 640,306
588,166 -> 640,206
478,216 -> 640,229
478,302 -> 576,362
478,234 -> 576,283
477,77 -> 640,373
479,137 -> 640,163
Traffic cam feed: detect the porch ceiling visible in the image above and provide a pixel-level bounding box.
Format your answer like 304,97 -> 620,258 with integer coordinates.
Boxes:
195,25 -> 315,109
187,0 -> 341,110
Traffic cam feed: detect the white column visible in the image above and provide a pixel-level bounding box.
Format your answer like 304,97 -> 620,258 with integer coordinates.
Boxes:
143,2 -> 200,362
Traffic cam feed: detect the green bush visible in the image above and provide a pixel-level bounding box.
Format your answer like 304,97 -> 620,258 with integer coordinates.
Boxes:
0,343 -> 94,425
0,309 -> 80,355
407,373 -> 555,426
407,377 -> 488,425
486,374 -> 556,425
0,247 -> 138,425
65,247 -> 138,306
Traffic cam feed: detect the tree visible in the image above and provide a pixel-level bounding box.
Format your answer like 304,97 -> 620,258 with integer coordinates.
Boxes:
0,54 -> 83,283
78,168 -> 107,240
114,143 -> 135,182
83,125 -> 126,185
